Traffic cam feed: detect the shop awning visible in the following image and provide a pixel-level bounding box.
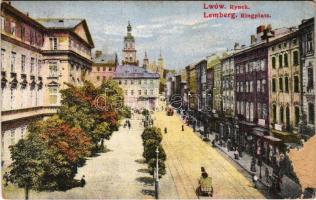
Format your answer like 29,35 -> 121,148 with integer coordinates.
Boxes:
264,135 -> 282,143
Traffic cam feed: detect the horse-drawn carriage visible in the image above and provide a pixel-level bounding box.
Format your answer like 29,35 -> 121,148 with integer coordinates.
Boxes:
196,176 -> 213,198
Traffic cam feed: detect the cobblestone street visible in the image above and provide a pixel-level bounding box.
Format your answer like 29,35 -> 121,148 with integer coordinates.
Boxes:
153,111 -> 266,199
3,114 -> 179,199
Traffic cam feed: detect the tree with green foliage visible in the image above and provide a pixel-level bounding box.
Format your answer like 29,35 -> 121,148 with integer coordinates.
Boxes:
148,158 -> 166,177
9,138 -> 47,199
9,116 -> 92,199
141,127 -> 162,144
59,80 -> 126,152
141,127 -> 167,178
143,141 -> 166,162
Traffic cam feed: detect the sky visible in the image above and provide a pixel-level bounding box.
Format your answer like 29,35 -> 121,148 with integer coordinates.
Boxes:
12,1 -> 315,71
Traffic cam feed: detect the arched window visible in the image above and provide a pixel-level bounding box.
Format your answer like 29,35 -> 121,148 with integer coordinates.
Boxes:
293,51 -> 299,66
286,106 -> 290,126
272,57 -> 276,69
279,54 -> 283,68
280,106 -> 284,123
308,103 -> 315,124
284,53 -> 288,67
294,76 -> 299,93
284,76 -> 289,92
273,104 -> 277,123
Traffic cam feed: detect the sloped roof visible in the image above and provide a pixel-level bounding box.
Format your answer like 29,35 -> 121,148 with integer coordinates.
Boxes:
93,53 -> 116,64
36,18 -> 83,29
114,65 -> 160,79
36,18 -> 94,48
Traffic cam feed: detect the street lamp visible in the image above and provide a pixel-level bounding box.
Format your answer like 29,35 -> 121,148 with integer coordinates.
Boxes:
188,92 -> 191,111
155,147 -> 159,199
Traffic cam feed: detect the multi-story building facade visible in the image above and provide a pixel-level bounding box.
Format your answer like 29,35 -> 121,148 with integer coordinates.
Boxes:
299,18 -> 315,138
185,63 -> 197,110
114,65 -> 160,110
195,59 -> 207,111
235,41 -> 270,156
268,28 -> 301,141
88,50 -> 117,86
1,2 -> 94,167
38,18 -> 94,107
207,54 -> 222,113
1,2 -> 48,167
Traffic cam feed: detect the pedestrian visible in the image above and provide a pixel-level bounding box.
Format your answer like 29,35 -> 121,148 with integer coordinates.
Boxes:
3,172 -> 10,186
227,138 -> 231,151
182,125 -> 184,131
265,167 -> 269,181
128,120 -> 131,129
80,175 -> 86,187
164,127 -> 167,134
234,148 -> 239,160
252,174 -> 258,188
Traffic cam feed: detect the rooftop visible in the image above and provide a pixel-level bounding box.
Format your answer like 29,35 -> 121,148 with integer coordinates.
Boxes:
93,53 -> 117,64
36,18 -> 83,29
114,65 -> 160,79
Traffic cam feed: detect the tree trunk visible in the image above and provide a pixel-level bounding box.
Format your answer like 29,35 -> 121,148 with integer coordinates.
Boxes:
25,186 -> 29,200
101,139 -> 104,150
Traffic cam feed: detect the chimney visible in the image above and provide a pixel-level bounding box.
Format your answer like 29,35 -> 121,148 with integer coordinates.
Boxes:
234,42 -> 240,50
250,35 -> 257,45
257,25 -> 265,34
95,50 -> 102,58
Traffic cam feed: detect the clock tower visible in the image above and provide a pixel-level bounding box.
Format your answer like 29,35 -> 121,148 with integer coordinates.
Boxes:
122,21 -> 139,66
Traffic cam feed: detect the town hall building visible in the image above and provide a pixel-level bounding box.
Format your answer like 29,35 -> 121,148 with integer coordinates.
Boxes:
114,22 -> 160,111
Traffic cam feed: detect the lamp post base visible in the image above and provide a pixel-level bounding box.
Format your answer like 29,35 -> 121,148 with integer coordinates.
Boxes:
155,180 -> 159,199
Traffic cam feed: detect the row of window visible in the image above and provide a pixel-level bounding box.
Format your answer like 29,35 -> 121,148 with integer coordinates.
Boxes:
236,60 -> 265,74
69,38 -> 91,56
236,80 -> 266,93
125,89 -> 154,96
1,48 -> 42,76
271,38 -> 297,52
96,76 -> 110,81
302,32 -> 314,55
272,105 -> 300,126
1,87 -> 43,110
236,101 -> 268,121
271,76 -> 300,93
271,51 -> 299,68
1,127 -> 26,149
1,16 -> 44,47
50,37 -> 90,56
96,66 -> 113,72
118,79 -> 155,85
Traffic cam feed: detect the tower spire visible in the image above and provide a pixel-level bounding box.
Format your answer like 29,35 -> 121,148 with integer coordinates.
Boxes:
143,50 -> 149,69
127,21 -> 132,32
